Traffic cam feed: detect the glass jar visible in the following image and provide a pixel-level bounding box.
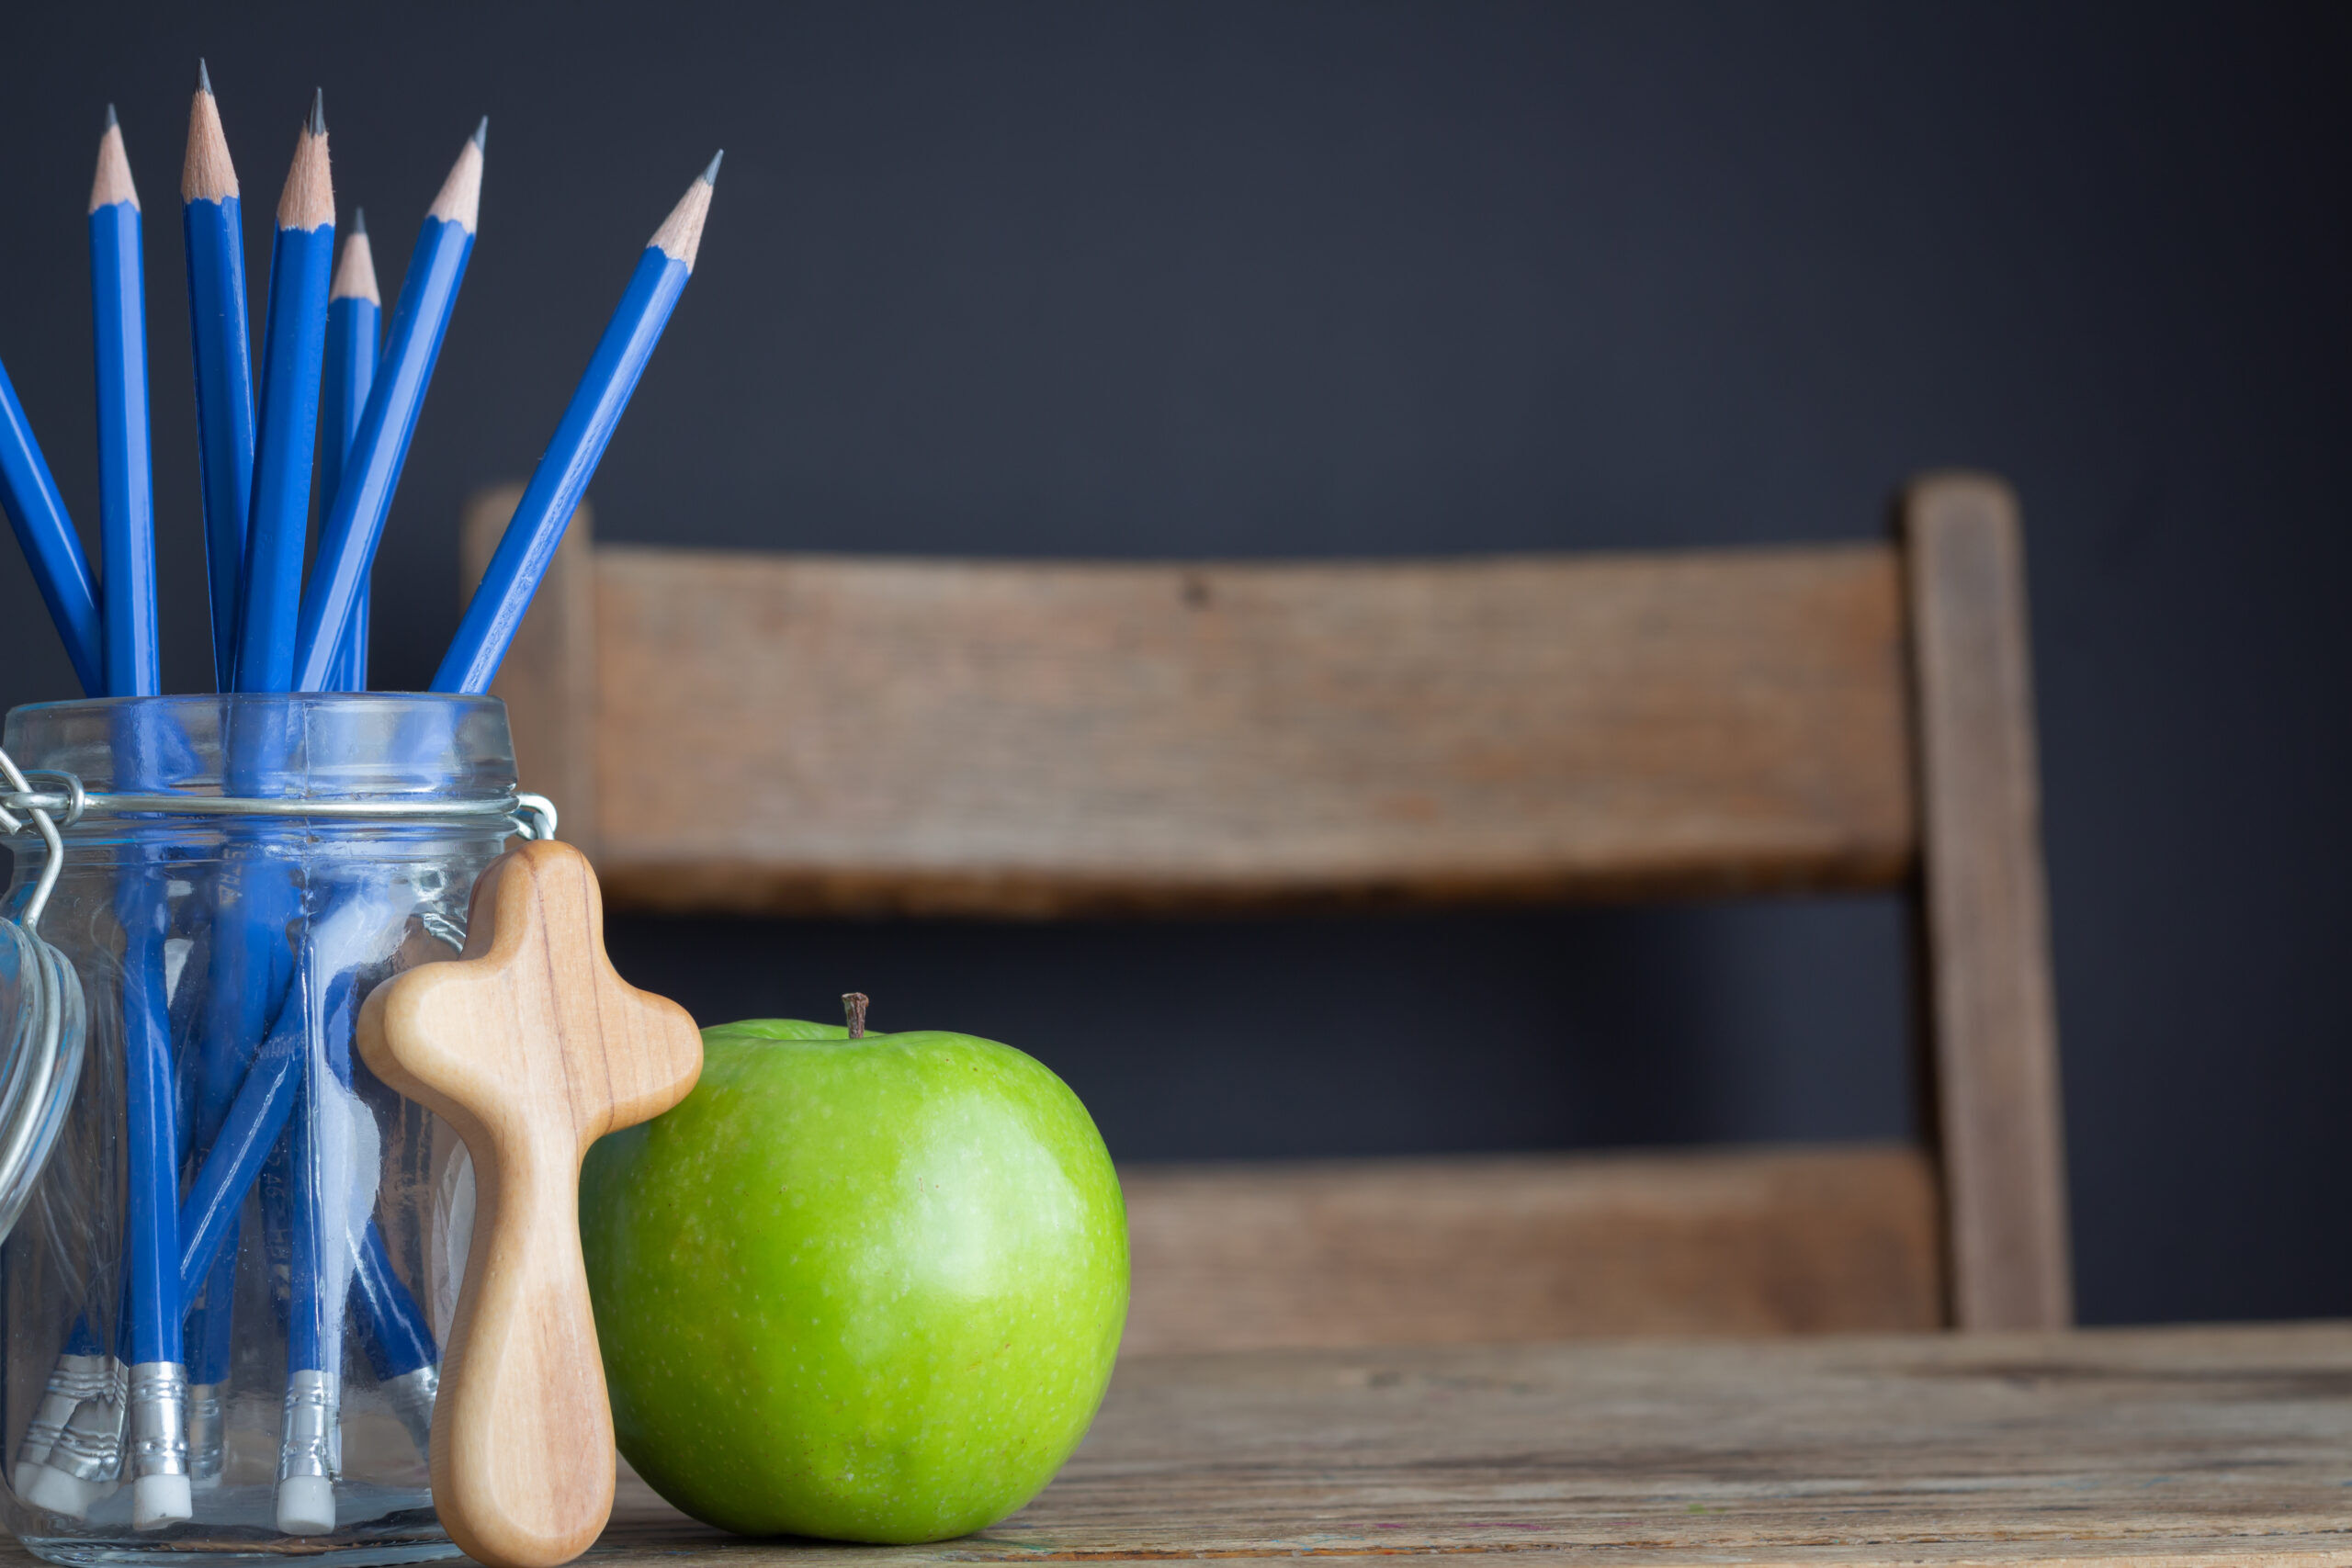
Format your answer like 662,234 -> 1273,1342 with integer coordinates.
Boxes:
0,694 -> 528,1565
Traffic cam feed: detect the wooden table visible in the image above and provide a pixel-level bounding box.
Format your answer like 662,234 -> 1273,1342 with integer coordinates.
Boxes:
596,1323 -> 2352,1567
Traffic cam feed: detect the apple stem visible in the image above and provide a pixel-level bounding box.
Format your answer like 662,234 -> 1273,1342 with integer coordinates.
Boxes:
843,992 -> 869,1038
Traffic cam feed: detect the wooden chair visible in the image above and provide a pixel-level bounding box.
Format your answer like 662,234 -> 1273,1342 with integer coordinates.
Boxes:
461,470 -> 2068,1349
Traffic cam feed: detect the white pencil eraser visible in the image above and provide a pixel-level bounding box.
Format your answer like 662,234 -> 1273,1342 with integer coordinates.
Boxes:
132,1472 -> 193,1529
276,1473 -> 335,1535
14,1461 -> 54,1498
23,1462 -> 107,1518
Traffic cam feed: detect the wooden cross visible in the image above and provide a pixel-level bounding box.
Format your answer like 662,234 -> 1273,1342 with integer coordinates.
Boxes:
358,839 -> 702,1568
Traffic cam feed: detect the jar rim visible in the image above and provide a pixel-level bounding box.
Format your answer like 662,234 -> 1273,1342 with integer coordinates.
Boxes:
2,693 -> 524,822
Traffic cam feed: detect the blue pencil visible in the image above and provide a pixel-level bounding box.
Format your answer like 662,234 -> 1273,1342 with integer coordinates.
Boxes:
174,880 -> 441,1454
177,66 -> 261,1472
0,354 -> 102,694
349,1229 -> 439,1456
320,211 -> 381,692
167,876 -> 439,1511
278,924 -> 346,1536
181,790 -> 300,1489
435,152 -> 719,694
177,1001 -> 301,1301
181,62 -> 255,693
280,876 -> 444,1521
203,99 -> 333,1515
88,108 -> 190,1531
112,838 -> 185,1530
90,107 -> 159,699
218,104 -> 334,1485
233,93 -> 334,695
290,120 -> 487,694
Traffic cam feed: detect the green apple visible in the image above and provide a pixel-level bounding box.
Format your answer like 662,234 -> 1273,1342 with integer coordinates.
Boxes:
577,1012 -> 1128,1543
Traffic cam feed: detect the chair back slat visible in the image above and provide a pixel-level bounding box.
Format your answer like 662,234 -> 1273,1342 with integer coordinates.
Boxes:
567,543 -> 1915,916
1121,1145 -> 1944,1352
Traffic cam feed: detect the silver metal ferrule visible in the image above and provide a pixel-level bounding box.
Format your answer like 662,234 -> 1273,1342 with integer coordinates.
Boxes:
47,1359 -> 127,1483
378,1363 -> 438,1460
277,1369 -> 340,1483
15,1352 -> 110,1474
185,1383 -> 225,1485
125,1362 -> 189,1480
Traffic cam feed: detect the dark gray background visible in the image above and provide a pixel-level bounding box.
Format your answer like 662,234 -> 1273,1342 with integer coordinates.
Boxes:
1,3 -> 2345,1325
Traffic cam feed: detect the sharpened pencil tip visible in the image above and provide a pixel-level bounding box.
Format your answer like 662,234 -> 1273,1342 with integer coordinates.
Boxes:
429,125 -> 486,231
650,161 -> 718,266
332,216 -> 379,304
280,93 -> 334,230
701,150 -> 724,186
352,206 -> 366,236
183,62 -> 238,202
93,106 -> 138,210
471,116 -> 488,151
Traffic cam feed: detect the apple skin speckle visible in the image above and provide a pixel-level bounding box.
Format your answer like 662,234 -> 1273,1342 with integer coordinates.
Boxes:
581,1019 -> 1128,1545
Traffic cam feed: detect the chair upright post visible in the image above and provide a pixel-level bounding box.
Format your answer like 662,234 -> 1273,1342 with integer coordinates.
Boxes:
1903,471 -> 2073,1330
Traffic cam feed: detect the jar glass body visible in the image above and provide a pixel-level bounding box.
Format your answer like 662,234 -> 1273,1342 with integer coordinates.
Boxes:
0,694 -> 517,1564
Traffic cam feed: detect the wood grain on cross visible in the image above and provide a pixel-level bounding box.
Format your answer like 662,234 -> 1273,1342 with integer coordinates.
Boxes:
357,840 -> 702,1568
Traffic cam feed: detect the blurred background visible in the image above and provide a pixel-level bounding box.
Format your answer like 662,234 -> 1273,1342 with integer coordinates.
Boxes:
0,1 -> 2345,1326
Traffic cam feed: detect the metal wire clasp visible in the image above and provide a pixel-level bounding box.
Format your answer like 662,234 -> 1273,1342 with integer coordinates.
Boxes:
0,747 -> 68,932
511,793 -> 560,842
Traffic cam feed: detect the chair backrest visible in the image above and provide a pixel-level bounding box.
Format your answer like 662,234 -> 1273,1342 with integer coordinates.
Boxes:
462,469 -> 2068,1343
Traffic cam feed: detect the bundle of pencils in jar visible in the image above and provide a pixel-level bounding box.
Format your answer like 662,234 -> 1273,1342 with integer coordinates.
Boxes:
0,62 -> 716,1546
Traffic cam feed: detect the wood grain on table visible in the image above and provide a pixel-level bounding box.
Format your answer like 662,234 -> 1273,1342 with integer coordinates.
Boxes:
582,1322 -> 2352,1566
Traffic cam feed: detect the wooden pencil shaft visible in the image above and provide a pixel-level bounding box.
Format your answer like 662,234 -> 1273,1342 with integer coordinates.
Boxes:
285,994 -> 343,1377
319,288 -> 379,691
118,912 -> 180,1367
322,286 -> 380,474
186,686 -> 309,1399
435,247 -> 689,695
183,858 -> 296,1392
85,209 -> 182,1479
0,356 -> 103,694
235,118 -> 334,694
235,220 -> 334,693
175,909 -> 441,1485
351,1227 -> 435,1378
303,924 -> 438,1375
182,193 -> 255,694
292,213 -> 475,692
108,704 -> 187,1527
184,73 -> 253,689
437,157 -> 712,694
177,1006 -> 299,1304
90,197 -> 158,697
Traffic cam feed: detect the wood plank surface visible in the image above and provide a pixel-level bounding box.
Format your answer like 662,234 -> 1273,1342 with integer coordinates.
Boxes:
579,543 -> 1917,916
573,1322 -> 2352,1566
1120,1145 -> 1943,1353
1903,475 -> 2072,1331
